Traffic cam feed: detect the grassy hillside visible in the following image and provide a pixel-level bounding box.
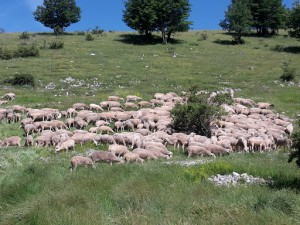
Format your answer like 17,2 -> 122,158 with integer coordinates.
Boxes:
0,31 -> 299,115
0,31 -> 300,225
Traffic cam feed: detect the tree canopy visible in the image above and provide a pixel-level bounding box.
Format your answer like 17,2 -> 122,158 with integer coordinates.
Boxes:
123,0 -> 192,44
287,1 -> 300,40
33,0 -> 81,34
220,0 -> 253,44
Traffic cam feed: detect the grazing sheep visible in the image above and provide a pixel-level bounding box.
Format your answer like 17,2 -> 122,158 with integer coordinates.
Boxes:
108,96 -> 124,102
126,95 -> 142,102
90,150 -> 124,165
24,124 -> 38,136
108,144 -> 130,157
187,145 -> 216,158
132,148 -> 158,160
25,135 -> 34,147
89,103 -> 103,112
124,102 -> 138,109
70,156 -> 95,172
123,152 -> 144,163
3,136 -> 21,147
72,103 -> 89,110
55,139 -> 75,153
1,93 -> 16,101
99,125 -> 115,134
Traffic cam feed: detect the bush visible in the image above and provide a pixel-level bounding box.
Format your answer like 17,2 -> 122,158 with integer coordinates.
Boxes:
0,47 -> 14,60
85,33 -> 94,41
49,40 -> 64,49
91,26 -> 104,36
171,86 -> 224,137
4,74 -> 35,87
288,119 -> 300,167
19,32 -> 30,39
210,93 -> 233,106
16,45 -> 39,57
280,61 -> 296,82
197,31 -> 209,41
184,161 -> 233,182
76,31 -> 85,35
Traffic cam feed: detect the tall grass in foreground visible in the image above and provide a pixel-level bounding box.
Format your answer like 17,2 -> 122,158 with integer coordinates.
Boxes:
1,151 -> 300,225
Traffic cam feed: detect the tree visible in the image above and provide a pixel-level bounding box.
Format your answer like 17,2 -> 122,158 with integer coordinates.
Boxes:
154,0 -> 192,43
123,0 -> 157,37
123,0 -> 192,44
288,119 -> 300,167
220,0 -> 253,44
33,0 -> 81,34
250,0 -> 286,35
287,1 -> 300,40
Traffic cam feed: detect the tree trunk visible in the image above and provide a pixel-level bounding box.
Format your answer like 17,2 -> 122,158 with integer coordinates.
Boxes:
162,30 -> 167,44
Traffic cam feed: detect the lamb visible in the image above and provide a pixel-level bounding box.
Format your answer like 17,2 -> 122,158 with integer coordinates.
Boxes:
70,156 -> 95,172
108,144 -> 130,157
3,136 -> 21,147
187,145 -> 216,158
55,139 -> 75,153
89,150 -> 124,165
123,152 -> 144,163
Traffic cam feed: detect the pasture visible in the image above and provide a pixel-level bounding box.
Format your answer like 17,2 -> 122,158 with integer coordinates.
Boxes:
0,31 -> 300,225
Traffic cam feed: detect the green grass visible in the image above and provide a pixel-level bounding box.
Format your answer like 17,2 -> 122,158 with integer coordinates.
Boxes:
1,30 -> 300,224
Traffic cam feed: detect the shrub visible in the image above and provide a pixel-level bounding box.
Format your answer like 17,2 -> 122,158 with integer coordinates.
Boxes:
19,32 -> 30,39
171,86 -> 223,137
49,40 -> 64,49
197,31 -> 209,41
77,31 -> 85,35
16,45 -> 39,57
85,33 -> 94,41
0,47 -> 14,60
91,26 -> 104,36
4,74 -> 35,87
288,119 -> 300,167
184,161 -> 233,182
280,61 -> 296,82
210,93 -> 233,106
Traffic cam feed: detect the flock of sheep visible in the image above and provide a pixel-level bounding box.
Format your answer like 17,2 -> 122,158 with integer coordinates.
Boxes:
0,90 -> 293,172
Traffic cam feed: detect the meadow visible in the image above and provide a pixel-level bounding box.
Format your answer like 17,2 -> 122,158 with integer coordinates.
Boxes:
0,31 -> 300,224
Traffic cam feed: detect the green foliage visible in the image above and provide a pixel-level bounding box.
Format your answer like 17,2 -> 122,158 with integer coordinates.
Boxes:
288,119 -> 300,167
91,26 -> 105,36
15,45 -> 39,57
184,161 -> 233,182
85,33 -> 94,41
287,1 -> 300,40
76,31 -> 85,36
48,40 -> 64,49
0,47 -> 14,60
280,60 -> 296,81
19,31 -> 30,39
33,0 -> 81,34
210,93 -> 234,106
220,0 -> 252,44
123,0 -> 192,43
197,31 -> 209,41
171,90 -> 222,136
250,0 -> 286,35
4,74 -> 35,87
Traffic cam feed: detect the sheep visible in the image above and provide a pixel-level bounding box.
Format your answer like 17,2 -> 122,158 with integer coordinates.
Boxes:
132,148 -> 158,160
25,135 -> 34,147
108,96 -> 123,102
66,118 -> 75,128
257,102 -> 274,109
95,120 -> 109,127
124,102 -> 138,109
24,124 -> 38,136
123,152 -> 144,163
72,103 -> 89,110
114,121 -> 124,132
99,125 -> 115,134
108,144 -> 130,157
187,145 -> 216,158
90,150 -> 124,165
36,135 -> 52,147
126,95 -> 142,102
206,144 -> 231,156
138,101 -> 152,108
55,139 -> 75,153
70,156 -> 95,172
67,108 -> 77,118
12,105 -> 27,113
89,103 -> 103,112
3,136 -> 21,147
1,92 -> 16,101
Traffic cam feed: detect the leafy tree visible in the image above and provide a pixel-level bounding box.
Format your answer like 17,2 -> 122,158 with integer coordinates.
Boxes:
288,119 -> 300,167
250,0 -> 286,35
220,0 -> 253,44
154,0 -> 192,43
33,0 -> 81,34
123,0 -> 192,43
123,0 -> 157,37
287,1 -> 300,40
